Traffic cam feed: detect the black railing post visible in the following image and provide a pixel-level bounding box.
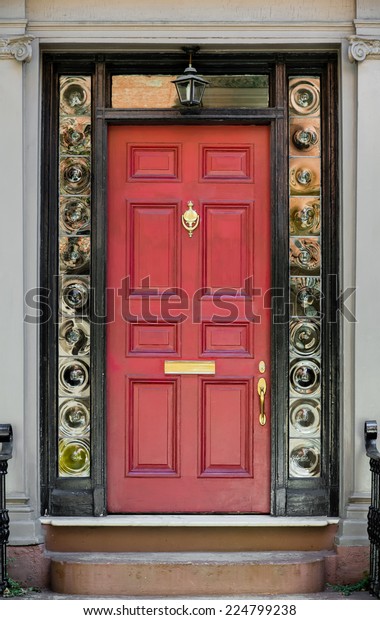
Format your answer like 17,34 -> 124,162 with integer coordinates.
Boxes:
0,425 -> 13,597
365,420 -> 380,599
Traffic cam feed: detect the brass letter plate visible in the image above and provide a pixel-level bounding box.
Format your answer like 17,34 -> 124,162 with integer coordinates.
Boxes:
164,360 -> 216,375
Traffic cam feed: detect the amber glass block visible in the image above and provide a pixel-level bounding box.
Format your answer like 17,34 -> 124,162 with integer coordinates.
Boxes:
289,398 -> 320,437
112,75 -> 269,109
60,76 -> 91,116
59,318 -> 90,356
289,78 -> 320,117
290,237 -> 320,275
290,198 -> 320,236
289,118 -> 320,157
59,438 -> 90,477
290,276 -> 320,317
59,398 -> 90,437
290,158 -> 320,196
59,236 -> 90,274
60,117 -> 91,155
289,438 -> 320,477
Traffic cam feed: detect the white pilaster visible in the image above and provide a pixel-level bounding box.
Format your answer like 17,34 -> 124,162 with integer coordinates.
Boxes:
0,33 -> 41,543
338,31 -> 380,546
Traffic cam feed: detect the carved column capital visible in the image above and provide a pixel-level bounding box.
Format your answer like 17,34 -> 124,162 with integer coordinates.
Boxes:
348,36 -> 380,63
0,35 -> 34,63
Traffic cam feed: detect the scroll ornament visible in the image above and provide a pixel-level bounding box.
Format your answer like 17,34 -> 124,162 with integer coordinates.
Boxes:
0,35 -> 34,63
348,37 -> 380,63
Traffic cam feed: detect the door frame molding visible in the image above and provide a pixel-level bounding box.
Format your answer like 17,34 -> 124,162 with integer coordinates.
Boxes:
40,51 -> 339,517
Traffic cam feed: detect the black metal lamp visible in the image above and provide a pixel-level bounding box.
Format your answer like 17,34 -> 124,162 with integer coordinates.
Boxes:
172,47 -> 209,107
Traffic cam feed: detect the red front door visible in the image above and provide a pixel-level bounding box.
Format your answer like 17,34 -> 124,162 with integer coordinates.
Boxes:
107,125 -> 271,513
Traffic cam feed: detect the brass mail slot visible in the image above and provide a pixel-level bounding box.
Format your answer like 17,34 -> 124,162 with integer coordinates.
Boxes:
164,360 -> 216,375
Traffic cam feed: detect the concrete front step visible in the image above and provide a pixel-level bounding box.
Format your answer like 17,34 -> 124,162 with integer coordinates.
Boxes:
49,550 -> 334,596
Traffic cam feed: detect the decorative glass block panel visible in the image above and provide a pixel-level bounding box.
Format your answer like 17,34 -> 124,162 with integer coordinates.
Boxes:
58,357 -> 90,398
112,74 -> 269,109
58,438 -> 91,477
59,318 -> 90,356
59,236 -> 91,273
289,399 -> 320,437
60,76 -> 91,116
59,399 -> 90,437
289,237 -> 320,275
60,117 -> 91,155
58,75 -> 92,478
290,277 -> 321,317
289,158 -> 320,196
290,118 -> 320,157
290,319 -> 320,357
60,197 -> 90,234
60,157 -> 91,195
60,276 -> 90,316
289,439 -> 321,477
290,198 -> 320,236
289,78 -> 320,116
290,358 -> 320,397
288,75 -> 321,478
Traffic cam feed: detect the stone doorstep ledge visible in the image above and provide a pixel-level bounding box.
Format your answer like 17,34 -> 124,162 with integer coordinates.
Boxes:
40,515 -> 339,527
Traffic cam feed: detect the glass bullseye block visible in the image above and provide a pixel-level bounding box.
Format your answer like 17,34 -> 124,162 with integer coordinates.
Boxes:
290,198 -> 320,236
59,318 -> 90,356
289,398 -> 320,437
290,277 -> 320,317
59,236 -> 90,273
58,438 -> 90,477
290,358 -> 320,396
290,158 -> 320,196
60,197 -> 90,234
289,439 -> 321,478
59,398 -> 90,437
58,357 -> 90,397
60,117 -> 91,155
290,237 -> 320,275
60,76 -> 91,116
290,319 -> 320,357
288,75 -> 321,478
58,74 -> 92,478
289,78 -> 320,117
60,157 -> 91,195
60,276 -> 90,316
290,119 -> 320,157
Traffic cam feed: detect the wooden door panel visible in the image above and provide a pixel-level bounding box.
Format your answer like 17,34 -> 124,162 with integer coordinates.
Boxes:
200,380 -> 252,477
107,125 -> 270,513
127,379 -> 179,477
129,202 -> 179,292
200,145 -> 253,181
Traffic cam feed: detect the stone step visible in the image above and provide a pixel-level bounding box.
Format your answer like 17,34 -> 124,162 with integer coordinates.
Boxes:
49,550 -> 335,596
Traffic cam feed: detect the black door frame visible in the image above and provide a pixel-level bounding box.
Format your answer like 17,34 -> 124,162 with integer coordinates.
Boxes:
40,51 -> 339,517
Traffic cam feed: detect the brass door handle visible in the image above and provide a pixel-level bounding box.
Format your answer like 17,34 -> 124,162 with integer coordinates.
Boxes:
257,378 -> 267,426
182,201 -> 200,237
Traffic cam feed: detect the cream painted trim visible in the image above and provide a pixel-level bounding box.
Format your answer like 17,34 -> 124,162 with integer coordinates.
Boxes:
28,20 -> 353,44
40,515 -> 339,527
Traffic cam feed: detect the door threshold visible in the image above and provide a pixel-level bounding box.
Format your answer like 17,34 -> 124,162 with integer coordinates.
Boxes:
40,515 -> 339,528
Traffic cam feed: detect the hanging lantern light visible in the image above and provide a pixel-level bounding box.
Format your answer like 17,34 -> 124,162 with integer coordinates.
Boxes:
172,47 -> 209,107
